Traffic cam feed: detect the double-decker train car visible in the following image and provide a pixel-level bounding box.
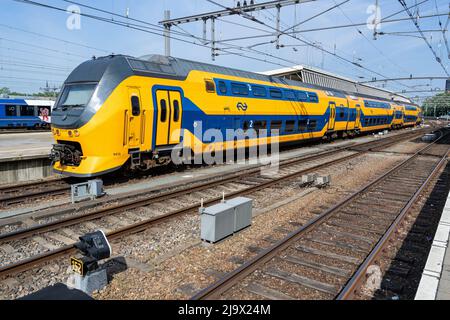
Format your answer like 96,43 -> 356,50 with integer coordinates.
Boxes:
49,54 -> 421,178
0,98 -> 54,129
403,103 -> 421,127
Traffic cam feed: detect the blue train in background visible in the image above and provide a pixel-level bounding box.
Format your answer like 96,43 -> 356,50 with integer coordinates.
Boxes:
0,98 -> 54,129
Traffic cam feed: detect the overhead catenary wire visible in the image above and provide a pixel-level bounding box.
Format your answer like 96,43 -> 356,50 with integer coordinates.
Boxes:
13,0 -> 299,69
205,0 -> 414,90
0,23 -> 112,54
398,0 -> 450,76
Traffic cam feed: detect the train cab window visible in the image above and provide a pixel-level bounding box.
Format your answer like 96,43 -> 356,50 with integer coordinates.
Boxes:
5,105 -> 17,116
308,120 -> 317,130
20,105 -> 35,116
173,100 -> 180,122
269,89 -> 282,99
270,120 -> 282,132
160,99 -> 167,122
131,96 -> 140,116
205,80 -> 216,93
252,85 -> 267,97
231,83 -> 249,96
285,120 -> 295,132
218,81 -> 227,94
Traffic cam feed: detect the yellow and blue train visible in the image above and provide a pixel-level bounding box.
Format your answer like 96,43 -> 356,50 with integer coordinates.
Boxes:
50,54 -> 422,177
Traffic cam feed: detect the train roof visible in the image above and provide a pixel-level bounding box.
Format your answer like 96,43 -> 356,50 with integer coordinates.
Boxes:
0,98 -> 55,105
66,54 -> 416,107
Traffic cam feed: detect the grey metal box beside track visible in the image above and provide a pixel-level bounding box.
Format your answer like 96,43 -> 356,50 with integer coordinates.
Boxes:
225,197 -> 253,232
201,203 -> 235,243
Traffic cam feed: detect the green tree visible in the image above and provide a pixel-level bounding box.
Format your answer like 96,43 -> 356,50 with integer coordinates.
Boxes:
0,87 -> 11,95
423,92 -> 450,117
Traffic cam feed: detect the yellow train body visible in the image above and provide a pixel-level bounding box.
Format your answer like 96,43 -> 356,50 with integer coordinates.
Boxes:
50,55 -> 421,177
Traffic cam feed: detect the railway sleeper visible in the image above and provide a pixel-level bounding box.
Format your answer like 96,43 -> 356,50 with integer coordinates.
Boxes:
245,282 -> 295,300
264,267 -> 339,296
294,244 -> 360,265
304,237 -> 368,254
317,227 -> 375,244
325,219 -> 385,235
280,254 -> 351,278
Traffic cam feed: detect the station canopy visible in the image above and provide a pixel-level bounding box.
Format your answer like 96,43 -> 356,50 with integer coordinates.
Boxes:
259,65 -> 412,104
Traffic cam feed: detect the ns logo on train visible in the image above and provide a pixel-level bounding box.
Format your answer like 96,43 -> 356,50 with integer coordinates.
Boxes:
237,102 -> 248,111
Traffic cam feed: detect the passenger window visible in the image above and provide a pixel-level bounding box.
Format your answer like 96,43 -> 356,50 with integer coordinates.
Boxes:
6,105 -> 17,116
131,96 -> 140,116
270,89 -> 282,99
20,105 -> 35,116
218,81 -> 227,94
340,110 -> 345,119
298,120 -> 308,131
284,91 -> 295,101
308,93 -> 319,103
296,91 -> 308,102
271,120 -> 282,132
253,120 -> 267,130
252,85 -> 267,97
205,80 -> 216,93
285,120 -> 295,132
231,83 -> 249,96
160,99 -> 167,122
243,121 -> 250,131
173,100 -> 180,122
308,120 -> 317,130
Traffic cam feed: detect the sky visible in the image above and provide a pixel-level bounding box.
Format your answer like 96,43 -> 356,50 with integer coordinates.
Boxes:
0,0 -> 449,104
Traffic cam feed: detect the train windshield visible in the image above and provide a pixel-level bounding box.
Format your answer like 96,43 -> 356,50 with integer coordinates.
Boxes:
57,83 -> 97,109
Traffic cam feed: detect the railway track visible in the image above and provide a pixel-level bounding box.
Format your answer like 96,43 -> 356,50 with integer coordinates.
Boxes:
190,129 -> 450,300
0,128 -> 431,280
0,128 -> 429,208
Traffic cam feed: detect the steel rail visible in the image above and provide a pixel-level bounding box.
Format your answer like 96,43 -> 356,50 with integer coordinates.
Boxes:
190,129 -> 448,300
0,129 -> 424,243
336,153 -> 450,299
0,128 -> 427,206
0,129 -> 432,278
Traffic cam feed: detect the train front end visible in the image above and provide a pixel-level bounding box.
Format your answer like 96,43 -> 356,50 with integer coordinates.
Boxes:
50,55 -> 134,177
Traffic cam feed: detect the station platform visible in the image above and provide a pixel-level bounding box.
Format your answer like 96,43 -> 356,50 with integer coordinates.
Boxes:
0,131 -> 53,160
415,188 -> 450,300
0,132 -> 54,184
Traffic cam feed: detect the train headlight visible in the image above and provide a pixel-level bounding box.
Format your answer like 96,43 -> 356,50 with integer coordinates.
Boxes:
56,129 -> 60,136
74,130 -> 80,137
68,131 -> 73,137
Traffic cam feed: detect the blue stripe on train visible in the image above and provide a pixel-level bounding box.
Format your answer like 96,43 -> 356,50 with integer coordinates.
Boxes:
150,85 -> 399,149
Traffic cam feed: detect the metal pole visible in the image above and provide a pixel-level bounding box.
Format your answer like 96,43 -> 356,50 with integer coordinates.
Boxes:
164,10 -> 171,56
276,5 -> 281,49
203,18 -> 207,44
211,17 -> 216,61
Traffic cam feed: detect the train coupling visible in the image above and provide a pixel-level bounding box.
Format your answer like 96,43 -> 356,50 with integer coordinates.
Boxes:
50,143 -> 82,166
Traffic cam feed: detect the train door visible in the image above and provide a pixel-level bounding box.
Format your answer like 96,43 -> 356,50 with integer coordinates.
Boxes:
126,88 -> 142,150
355,104 -> 361,128
155,90 -> 183,146
168,91 -> 182,144
328,102 -> 336,131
